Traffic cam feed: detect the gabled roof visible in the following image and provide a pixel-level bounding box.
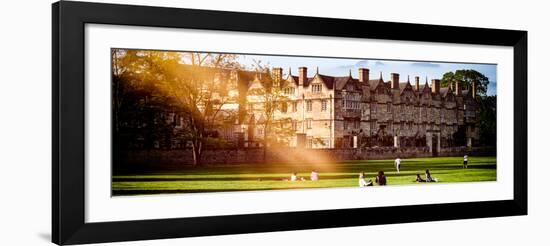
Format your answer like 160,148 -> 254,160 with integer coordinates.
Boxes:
235,69 -> 272,89
316,74 -> 337,89
288,73 -> 359,90
247,79 -> 265,90
440,85 -> 464,97
286,75 -> 299,86
422,82 -> 431,92
368,78 -> 385,91
236,70 -> 257,82
334,76 -> 354,90
398,82 -> 415,95
286,75 -> 318,87
418,82 -> 432,100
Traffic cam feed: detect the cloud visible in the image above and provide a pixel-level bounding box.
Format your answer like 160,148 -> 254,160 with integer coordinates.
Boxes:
334,60 -> 384,71
355,60 -> 369,67
336,60 -> 369,70
336,65 -> 354,70
410,62 -> 440,68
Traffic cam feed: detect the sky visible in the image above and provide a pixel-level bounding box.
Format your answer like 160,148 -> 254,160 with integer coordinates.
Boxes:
236,54 -> 497,96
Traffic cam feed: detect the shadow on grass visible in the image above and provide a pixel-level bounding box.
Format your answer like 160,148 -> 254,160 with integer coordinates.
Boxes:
115,164 -> 496,178
113,163 -> 496,183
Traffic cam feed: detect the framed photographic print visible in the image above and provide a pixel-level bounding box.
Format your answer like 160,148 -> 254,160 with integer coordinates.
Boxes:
52,1 -> 527,245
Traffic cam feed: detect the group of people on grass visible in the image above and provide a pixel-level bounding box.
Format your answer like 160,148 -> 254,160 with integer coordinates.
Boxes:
287,170 -> 319,182
285,154 -> 470,187
358,171 -> 384,187
357,169 -> 437,187
414,170 -> 438,183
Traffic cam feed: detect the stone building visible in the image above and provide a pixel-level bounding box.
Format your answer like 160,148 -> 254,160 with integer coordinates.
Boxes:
118,64 -> 480,156
239,67 -> 480,155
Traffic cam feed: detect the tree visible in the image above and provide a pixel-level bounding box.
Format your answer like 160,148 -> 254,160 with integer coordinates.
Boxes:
112,50 -> 241,166
158,53 -> 240,166
441,69 -> 490,96
440,69 -> 496,147
247,62 -> 294,162
478,95 -> 497,146
111,49 -> 180,153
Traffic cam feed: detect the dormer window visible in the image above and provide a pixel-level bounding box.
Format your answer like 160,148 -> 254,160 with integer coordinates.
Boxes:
312,84 -> 322,93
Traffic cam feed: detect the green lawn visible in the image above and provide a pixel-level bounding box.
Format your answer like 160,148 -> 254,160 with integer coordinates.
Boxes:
112,156 -> 496,196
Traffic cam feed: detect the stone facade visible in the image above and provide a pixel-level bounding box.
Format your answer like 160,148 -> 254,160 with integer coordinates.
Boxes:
238,67 -> 480,155
124,65 -> 480,156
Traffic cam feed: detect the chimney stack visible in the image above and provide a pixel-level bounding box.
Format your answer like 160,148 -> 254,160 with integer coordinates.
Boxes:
358,68 -> 369,82
391,73 -> 400,89
455,80 -> 461,96
431,79 -> 440,94
298,67 -> 307,86
471,81 -> 477,98
415,76 -> 420,91
272,67 -> 283,82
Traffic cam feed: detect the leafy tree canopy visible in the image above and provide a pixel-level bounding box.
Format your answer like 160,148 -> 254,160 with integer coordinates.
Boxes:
478,95 -> 497,146
441,69 -> 490,96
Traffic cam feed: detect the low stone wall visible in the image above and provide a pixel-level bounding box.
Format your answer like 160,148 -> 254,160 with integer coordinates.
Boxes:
120,146 -> 494,167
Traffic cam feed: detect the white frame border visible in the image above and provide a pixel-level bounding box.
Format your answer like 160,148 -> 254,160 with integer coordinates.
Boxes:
85,24 -> 514,223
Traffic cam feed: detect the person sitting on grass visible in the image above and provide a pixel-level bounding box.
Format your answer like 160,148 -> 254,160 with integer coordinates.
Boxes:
425,169 -> 438,182
415,173 -> 426,182
310,170 -> 319,181
375,171 -> 387,186
290,172 -> 298,182
358,172 -> 373,187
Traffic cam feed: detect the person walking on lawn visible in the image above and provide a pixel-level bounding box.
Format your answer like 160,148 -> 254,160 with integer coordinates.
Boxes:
394,157 -> 401,173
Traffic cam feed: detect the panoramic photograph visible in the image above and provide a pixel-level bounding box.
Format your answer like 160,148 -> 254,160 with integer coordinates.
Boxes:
111,49 -> 497,196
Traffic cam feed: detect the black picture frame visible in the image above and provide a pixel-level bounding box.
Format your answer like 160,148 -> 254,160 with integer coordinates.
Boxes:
52,1 -> 527,245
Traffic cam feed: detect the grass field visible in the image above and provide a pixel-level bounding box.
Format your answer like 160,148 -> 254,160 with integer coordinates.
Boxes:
112,156 -> 496,196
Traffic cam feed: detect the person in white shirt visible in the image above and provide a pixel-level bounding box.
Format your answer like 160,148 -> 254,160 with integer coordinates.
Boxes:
310,170 -> 319,181
358,172 -> 373,187
394,157 -> 401,173
463,154 -> 468,169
